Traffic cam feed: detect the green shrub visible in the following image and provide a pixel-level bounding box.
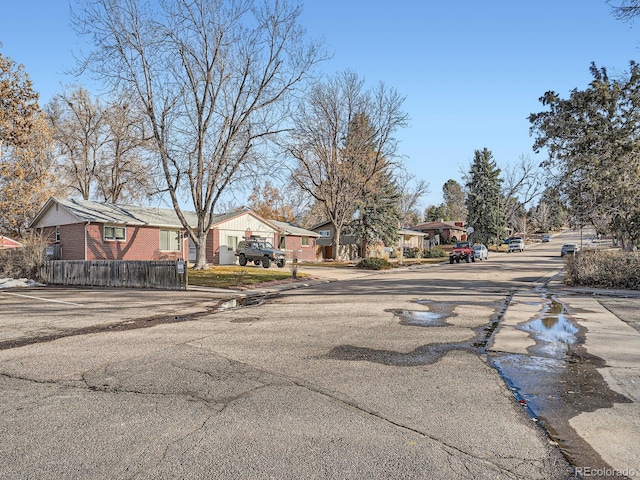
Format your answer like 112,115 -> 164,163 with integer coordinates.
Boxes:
403,247 -> 421,259
356,257 -> 391,270
564,250 -> 640,290
424,247 -> 448,258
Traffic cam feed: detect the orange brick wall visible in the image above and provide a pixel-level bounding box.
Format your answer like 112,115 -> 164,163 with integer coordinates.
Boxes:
89,224 -> 188,261
283,236 -> 317,262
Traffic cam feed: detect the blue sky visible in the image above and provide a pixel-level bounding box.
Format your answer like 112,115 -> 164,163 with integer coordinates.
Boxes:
2,0 -> 640,209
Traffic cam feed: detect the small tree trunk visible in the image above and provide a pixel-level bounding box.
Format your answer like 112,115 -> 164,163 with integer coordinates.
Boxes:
333,226 -> 341,261
193,234 -> 208,269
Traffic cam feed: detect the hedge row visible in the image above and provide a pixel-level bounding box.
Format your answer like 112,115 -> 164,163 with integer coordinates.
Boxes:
564,250 -> 640,290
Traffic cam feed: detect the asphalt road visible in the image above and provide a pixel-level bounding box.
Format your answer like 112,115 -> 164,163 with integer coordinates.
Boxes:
1,231 -> 638,479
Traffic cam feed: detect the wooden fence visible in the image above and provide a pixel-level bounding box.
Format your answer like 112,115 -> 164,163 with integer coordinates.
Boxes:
40,260 -> 188,290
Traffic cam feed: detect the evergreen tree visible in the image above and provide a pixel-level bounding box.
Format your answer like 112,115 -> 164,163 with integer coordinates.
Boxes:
530,62 -> 640,250
465,148 -> 505,245
352,169 -> 401,255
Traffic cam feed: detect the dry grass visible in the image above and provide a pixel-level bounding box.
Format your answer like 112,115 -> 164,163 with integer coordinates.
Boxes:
188,265 -> 308,289
564,249 -> 640,290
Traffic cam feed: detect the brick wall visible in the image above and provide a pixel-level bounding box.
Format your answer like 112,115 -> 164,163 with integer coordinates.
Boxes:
284,235 -> 317,262
60,224 -> 87,259
86,224 -> 187,261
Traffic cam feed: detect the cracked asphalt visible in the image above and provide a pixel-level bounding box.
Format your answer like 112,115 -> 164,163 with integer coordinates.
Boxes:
1,231 -> 637,479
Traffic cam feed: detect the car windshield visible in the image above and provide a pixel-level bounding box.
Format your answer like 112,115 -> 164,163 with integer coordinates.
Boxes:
455,242 -> 470,248
473,245 -> 482,250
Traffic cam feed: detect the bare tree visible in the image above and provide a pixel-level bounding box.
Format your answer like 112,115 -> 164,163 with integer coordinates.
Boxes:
47,87 -> 158,204
607,0 -> 640,21
501,154 -> 544,232
396,170 -> 429,226
534,201 -> 550,232
285,71 -> 409,260
47,87 -> 106,200
73,0 -> 326,268
96,97 -> 159,203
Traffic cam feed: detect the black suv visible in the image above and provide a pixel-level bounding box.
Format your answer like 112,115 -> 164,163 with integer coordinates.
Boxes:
235,236 -> 287,268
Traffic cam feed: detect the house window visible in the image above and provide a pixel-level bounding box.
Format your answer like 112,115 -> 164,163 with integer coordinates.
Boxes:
104,225 -> 126,241
279,236 -> 286,249
319,230 -> 331,237
55,226 -> 60,242
160,229 -> 181,251
301,236 -> 310,246
227,235 -> 238,251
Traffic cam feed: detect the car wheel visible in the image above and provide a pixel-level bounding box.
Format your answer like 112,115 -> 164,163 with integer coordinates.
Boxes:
238,254 -> 247,266
456,257 -> 460,263
253,260 -> 261,266
276,258 -> 286,268
471,255 -> 475,262
262,256 -> 271,268
449,257 -> 454,264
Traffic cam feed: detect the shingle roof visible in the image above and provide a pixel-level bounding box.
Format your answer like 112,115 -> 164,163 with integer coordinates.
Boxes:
398,228 -> 427,237
269,220 -> 320,237
33,198 -> 240,229
412,221 -> 466,231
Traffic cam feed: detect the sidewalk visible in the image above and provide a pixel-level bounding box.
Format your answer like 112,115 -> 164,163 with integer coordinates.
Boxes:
493,272 -> 640,475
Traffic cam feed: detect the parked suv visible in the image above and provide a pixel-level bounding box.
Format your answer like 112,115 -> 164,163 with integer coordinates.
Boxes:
507,238 -> 525,253
235,236 -> 286,268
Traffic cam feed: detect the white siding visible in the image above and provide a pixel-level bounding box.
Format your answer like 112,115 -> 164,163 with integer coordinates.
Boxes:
32,204 -> 82,228
216,213 -> 278,265
220,213 -> 277,237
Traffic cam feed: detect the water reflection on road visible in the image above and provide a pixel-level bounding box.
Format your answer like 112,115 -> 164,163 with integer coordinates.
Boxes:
491,293 -> 631,474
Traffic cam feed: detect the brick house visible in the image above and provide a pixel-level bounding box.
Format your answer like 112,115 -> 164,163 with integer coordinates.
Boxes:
269,220 -> 320,263
30,198 -> 303,265
411,220 -> 468,245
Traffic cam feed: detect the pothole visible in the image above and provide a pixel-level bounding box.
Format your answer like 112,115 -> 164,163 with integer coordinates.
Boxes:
215,297 -> 265,310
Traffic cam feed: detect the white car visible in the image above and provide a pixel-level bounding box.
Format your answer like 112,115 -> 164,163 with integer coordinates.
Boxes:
472,243 -> 489,260
507,239 -> 525,252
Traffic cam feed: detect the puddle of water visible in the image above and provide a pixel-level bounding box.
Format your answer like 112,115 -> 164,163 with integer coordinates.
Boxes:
216,297 -> 264,310
492,294 -> 633,474
518,313 -> 579,359
386,309 -> 449,327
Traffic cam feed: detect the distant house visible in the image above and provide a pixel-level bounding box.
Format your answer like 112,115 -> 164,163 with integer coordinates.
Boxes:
0,236 -> 23,249
398,228 -> 428,250
310,221 -> 428,261
310,221 -> 360,261
30,198 -> 297,265
411,220 -> 467,244
268,220 -> 320,263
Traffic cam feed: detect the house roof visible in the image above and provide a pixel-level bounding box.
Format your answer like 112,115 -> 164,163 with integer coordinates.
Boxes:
30,198 -> 265,230
0,236 -> 23,249
412,220 -> 466,231
269,220 -> 320,237
398,228 -> 427,237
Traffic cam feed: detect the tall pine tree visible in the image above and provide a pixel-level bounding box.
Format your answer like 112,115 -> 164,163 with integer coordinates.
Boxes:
465,148 -> 506,245
352,169 -> 401,256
